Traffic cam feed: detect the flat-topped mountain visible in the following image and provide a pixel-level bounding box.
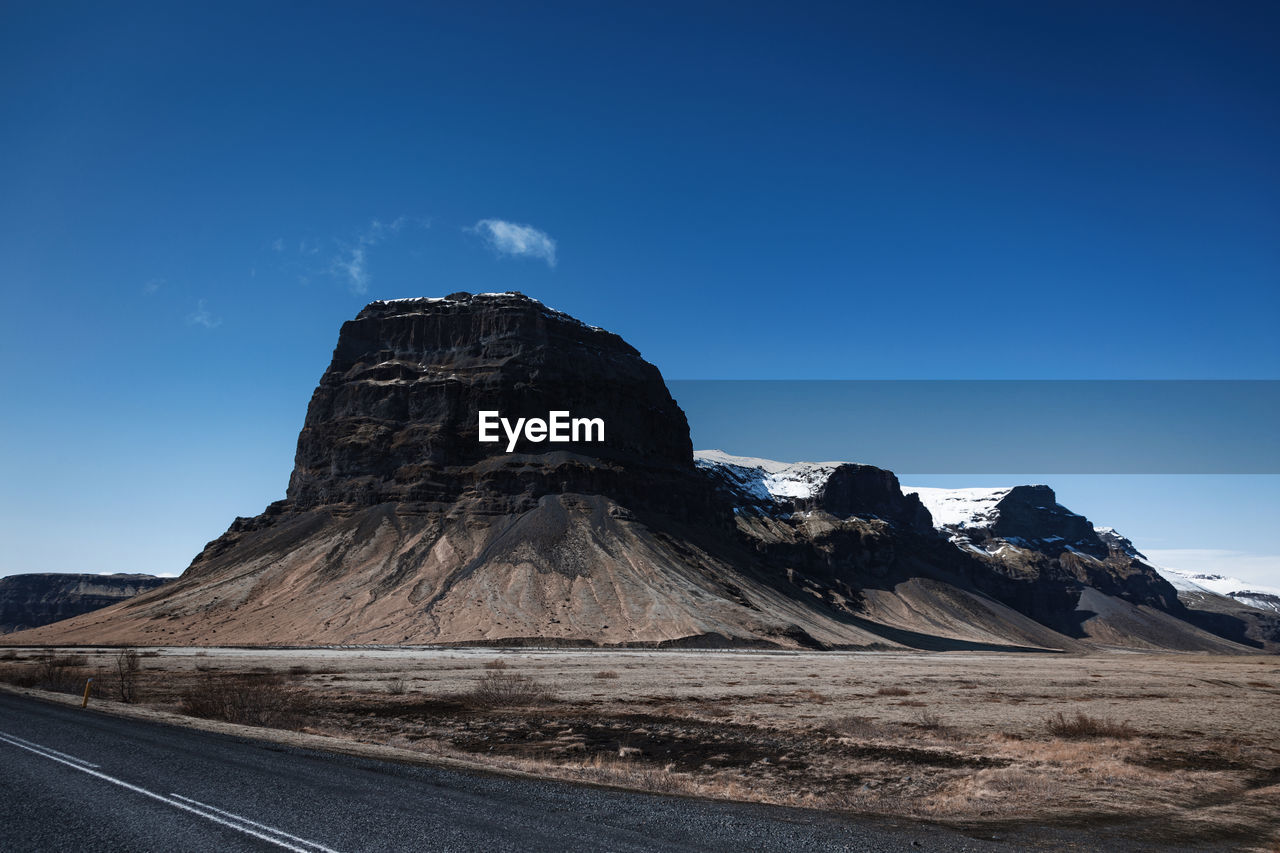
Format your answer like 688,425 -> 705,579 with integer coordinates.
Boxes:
6,294 -> 761,648
286,292 -> 702,516
0,573 -> 168,634
4,294 -> 1263,652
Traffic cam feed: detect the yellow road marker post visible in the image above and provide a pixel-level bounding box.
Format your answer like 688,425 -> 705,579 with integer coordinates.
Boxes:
81,677 -> 93,708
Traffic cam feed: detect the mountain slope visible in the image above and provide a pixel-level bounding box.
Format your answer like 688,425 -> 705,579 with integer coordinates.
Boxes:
1154,566 -> 1280,615
1093,528 -> 1280,651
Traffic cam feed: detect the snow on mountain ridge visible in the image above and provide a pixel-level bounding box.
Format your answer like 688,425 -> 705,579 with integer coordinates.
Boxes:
1151,566 -> 1280,613
696,455 -> 1031,532
372,292 -> 522,304
697,452 -> 1278,630
1094,526 -> 1148,560
899,486 -> 1011,529
1091,526 -> 1280,614
693,450 -> 842,502
366,293 -> 607,332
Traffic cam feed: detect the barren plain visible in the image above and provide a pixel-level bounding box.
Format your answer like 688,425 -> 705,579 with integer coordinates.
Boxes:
3,647 -> 1277,850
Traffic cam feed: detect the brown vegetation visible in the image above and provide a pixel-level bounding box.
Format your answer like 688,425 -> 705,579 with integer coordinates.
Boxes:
467,670 -> 554,708
875,685 -> 911,696
1045,711 -> 1139,739
177,672 -> 307,728
115,647 -> 141,703
30,652 -> 90,694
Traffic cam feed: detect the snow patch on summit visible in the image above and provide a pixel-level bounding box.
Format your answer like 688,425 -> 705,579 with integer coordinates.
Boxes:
694,450 -> 842,502
367,293 -> 606,332
899,486 -> 1011,529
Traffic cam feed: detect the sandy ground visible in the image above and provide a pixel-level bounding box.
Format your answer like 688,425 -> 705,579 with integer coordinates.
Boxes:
3,646 -> 1278,850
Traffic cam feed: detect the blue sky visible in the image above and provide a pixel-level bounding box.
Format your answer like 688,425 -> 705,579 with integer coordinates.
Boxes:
1,1 -> 1277,584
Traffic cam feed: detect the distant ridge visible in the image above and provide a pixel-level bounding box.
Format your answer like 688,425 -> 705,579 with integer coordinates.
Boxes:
0,573 -> 169,634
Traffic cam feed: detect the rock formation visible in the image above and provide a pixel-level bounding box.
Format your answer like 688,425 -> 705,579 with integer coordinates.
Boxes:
0,573 -> 168,634
284,293 -> 705,517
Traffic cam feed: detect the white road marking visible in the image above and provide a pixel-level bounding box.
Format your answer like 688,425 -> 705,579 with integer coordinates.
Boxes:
0,730 -> 99,768
0,730 -> 341,853
170,794 -> 341,853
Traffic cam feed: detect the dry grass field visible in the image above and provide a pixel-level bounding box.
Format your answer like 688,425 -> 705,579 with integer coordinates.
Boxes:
3,646 -> 1278,849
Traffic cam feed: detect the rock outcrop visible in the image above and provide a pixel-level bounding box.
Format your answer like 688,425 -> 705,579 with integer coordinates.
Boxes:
0,573 -> 168,634
800,465 -> 934,533
906,484 -> 1184,614
695,451 -> 931,532
285,292 -> 706,518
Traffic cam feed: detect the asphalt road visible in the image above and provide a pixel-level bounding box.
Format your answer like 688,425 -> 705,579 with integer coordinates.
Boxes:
0,691 -> 1181,852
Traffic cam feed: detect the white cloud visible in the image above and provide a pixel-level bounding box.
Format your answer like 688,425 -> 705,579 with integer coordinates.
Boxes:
332,246 -> 371,293
471,219 -> 557,267
142,278 -> 164,295
329,217 -> 414,294
271,237 -> 284,252
366,217 -> 406,240
186,299 -> 222,329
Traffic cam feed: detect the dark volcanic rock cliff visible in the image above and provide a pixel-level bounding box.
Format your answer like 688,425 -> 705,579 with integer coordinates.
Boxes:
287,292 -> 702,516
694,453 -> 929,530
925,485 -> 1184,614
0,573 -> 168,634
985,486 -> 1105,554
798,465 -> 933,533
8,294 -> 787,648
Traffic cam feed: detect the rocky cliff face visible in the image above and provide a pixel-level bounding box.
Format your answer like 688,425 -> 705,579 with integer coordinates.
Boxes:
285,292 -> 704,517
984,486 -> 1105,553
902,484 -> 1182,608
3,294 -> 1258,653
694,452 -> 931,531
0,574 -> 168,634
